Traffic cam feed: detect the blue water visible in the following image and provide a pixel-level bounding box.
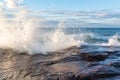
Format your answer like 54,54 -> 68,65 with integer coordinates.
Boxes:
49,28 -> 120,45
42,28 -> 120,45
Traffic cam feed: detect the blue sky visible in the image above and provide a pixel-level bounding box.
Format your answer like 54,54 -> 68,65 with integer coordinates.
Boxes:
24,0 -> 120,11
22,0 -> 120,27
0,0 -> 120,27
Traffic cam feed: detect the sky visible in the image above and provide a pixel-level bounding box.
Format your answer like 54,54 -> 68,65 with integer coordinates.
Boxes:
24,0 -> 120,11
22,0 -> 120,28
0,0 -> 120,28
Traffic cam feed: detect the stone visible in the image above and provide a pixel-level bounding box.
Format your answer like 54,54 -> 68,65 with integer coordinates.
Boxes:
76,65 -> 120,80
79,51 -> 109,61
107,61 -> 120,68
0,46 -> 119,80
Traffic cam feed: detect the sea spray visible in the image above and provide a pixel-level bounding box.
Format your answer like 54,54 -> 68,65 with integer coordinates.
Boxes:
0,0 -> 80,54
1,0 -> 120,55
102,33 -> 120,46
45,21 -> 80,52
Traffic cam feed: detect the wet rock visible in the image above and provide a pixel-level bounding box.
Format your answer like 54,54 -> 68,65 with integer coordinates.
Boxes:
98,76 -> 120,80
107,61 -> 120,68
76,65 -> 120,80
105,51 -> 119,55
79,51 -> 109,61
0,46 -> 120,80
86,62 -> 101,67
115,52 -> 120,56
59,72 -> 76,80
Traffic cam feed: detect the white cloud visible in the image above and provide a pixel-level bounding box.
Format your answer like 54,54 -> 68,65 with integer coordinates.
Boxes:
0,2 -> 3,11
48,10 -> 120,27
4,0 -> 18,9
0,2 -> 4,7
0,0 -> 24,9
18,0 -> 24,2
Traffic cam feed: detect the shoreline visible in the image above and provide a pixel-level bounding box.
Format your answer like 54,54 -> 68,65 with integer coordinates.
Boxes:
0,45 -> 119,80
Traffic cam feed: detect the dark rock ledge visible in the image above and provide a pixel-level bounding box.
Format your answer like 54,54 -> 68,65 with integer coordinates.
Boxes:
0,46 -> 119,80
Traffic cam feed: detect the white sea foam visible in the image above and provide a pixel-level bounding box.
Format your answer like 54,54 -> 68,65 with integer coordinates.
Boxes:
101,33 -> 120,46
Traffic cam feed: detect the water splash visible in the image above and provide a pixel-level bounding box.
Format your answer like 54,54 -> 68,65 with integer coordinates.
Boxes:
0,6 -> 80,54
102,33 -> 120,46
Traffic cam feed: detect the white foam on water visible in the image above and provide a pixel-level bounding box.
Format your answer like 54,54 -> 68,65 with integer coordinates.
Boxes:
101,33 -> 120,46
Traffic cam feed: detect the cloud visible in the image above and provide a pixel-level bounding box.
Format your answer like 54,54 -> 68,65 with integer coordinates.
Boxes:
5,0 -> 18,9
43,10 -> 120,27
0,2 -> 4,7
0,0 -> 120,28
0,0 -> 24,9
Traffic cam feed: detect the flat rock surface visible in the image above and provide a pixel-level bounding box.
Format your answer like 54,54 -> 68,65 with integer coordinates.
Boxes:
0,46 -> 120,80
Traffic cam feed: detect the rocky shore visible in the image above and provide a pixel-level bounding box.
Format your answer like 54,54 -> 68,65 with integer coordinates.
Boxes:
0,45 -> 120,80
